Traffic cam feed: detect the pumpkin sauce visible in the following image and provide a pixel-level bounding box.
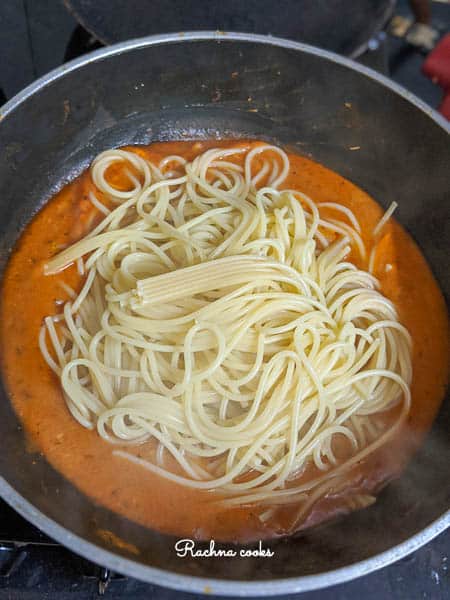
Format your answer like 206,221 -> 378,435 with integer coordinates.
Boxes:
0,140 -> 448,543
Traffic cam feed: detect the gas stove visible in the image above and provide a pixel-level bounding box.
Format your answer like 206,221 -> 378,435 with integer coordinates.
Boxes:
0,1 -> 449,598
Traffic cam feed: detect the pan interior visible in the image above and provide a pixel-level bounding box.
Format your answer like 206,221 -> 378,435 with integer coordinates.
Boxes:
0,36 -> 448,588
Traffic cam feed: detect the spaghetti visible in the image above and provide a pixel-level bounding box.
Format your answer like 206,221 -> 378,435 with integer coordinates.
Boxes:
41,143 -> 412,516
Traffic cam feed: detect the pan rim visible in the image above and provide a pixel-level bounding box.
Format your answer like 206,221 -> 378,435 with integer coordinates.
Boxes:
0,30 -> 448,595
0,472 -> 448,595
0,30 -> 449,134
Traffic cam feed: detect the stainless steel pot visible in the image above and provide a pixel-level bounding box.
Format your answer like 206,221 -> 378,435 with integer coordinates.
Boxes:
0,32 -> 448,595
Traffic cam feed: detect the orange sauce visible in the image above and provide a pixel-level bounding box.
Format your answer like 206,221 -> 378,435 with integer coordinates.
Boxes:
0,140 -> 448,542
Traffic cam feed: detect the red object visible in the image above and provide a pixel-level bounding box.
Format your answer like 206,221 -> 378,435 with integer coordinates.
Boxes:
439,93 -> 450,120
422,33 -> 450,119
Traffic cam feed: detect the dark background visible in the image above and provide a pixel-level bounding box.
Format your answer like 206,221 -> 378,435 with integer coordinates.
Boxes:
0,0 -> 449,598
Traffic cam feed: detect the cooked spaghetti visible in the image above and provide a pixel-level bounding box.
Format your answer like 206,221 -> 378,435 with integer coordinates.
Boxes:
40,143 -> 412,520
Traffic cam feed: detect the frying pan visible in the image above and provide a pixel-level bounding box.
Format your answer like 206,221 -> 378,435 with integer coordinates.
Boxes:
0,32 -> 449,595
64,0 -> 395,58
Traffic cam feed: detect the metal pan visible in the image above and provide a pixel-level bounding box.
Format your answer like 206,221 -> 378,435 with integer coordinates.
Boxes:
64,0 -> 395,58
0,32 -> 448,595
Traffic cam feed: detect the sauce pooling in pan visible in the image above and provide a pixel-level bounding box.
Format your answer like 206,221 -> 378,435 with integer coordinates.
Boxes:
1,140 -> 448,542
